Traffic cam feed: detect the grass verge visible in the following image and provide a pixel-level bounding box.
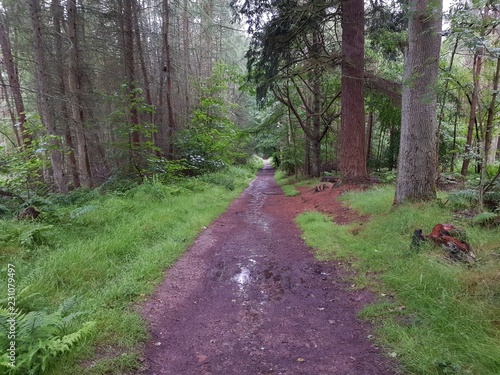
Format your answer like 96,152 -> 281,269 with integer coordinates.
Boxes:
296,184 -> 500,375
0,165 -> 258,374
274,170 -> 316,196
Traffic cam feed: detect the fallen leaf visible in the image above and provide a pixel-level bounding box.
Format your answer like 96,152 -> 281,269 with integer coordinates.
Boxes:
297,358 -> 305,363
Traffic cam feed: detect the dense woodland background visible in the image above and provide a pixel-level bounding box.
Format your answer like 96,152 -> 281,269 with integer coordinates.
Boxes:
0,0 -> 499,204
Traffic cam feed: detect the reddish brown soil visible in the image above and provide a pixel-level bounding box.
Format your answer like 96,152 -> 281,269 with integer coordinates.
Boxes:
140,165 -> 399,375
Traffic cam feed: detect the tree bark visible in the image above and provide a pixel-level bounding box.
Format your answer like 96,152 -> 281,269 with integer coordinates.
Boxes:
162,0 -> 176,157
67,0 -> 93,188
366,111 -> 374,162
340,0 -> 368,183
0,73 -> 21,147
28,0 -> 67,193
436,35 -> 459,167
123,0 -> 142,171
461,47 -> 483,176
182,0 -> 191,123
395,0 -> 442,204
0,19 -> 32,149
483,57 -> 499,168
52,0 -> 80,188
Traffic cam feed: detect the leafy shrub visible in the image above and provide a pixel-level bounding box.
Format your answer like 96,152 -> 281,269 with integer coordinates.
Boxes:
0,204 -> 11,217
447,189 -> 479,209
19,226 -> 54,250
0,297 -> 95,375
483,190 -> 500,211
146,158 -> 187,183
371,169 -> 397,183
472,212 -> 500,227
199,170 -> 236,190
176,64 -> 248,175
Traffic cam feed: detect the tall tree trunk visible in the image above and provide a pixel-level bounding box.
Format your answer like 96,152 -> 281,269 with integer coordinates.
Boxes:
133,0 -> 153,119
310,83 -> 322,177
395,0 -> 442,204
162,0 -> 176,157
461,47 -> 483,176
0,73 -> 21,147
0,20 -> 32,149
123,0 -> 142,171
483,57 -> 500,168
201,0 -> 214,78
460,47 -> 483,176
436,35 -> 459,168
182,0 -> 191,124
67,0 -> 93,188
479,56 -> 500,211
450,109 -> 459,172
52,0 -> 80,189
28,0 -> 67,193
133,0 -> 156,154
366,111 -> 374,163
340,0 -> 368,183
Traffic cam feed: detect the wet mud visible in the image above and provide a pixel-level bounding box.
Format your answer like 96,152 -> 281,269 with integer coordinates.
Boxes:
141,165 -> 398,375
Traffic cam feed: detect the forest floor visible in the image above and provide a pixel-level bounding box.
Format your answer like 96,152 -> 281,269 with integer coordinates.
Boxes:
140,164 -> 399,375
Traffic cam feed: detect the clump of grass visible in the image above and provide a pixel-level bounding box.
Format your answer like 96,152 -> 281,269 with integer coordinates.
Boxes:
0,166 -> 256,374
274,170 -> 317,197
297,184 -> 500,375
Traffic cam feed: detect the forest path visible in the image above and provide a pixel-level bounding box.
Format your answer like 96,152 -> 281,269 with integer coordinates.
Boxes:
140,164 -> 397,375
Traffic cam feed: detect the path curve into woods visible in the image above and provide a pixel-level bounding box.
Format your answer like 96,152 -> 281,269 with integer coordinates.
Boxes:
140,164 -> 398,375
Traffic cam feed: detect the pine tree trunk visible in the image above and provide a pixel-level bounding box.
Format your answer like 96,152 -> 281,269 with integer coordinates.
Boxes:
67,0 -> 93,188
123,0 -> 142,171
0,73 -> 21,147
183,0 -> 191,123
340,0 -> 368,183
28,0 -> 67,193
311,75 -> 322,177
0,21 -> 32,149
52,0 -> 80,188
483,57 -> 500,168
461,47 -> 483,176
395,0 -> 442,204
163,0 -> 176,157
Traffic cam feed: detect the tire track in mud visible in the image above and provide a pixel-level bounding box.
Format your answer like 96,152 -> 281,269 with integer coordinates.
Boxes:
140,165 -> 398,375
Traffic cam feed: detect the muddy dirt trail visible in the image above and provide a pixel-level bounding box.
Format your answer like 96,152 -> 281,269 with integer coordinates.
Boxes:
141,165 -> 398,375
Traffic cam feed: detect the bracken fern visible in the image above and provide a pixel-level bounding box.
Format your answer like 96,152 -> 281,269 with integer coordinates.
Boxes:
0,297 -> 95,375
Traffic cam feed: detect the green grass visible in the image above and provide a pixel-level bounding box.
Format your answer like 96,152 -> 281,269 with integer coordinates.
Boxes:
0,166 -> 257,374
274,170 -> 316,196
296,184 -> 500,375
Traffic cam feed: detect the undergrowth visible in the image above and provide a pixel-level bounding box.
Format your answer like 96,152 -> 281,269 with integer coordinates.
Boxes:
274,170 -> 314,196
297,185 -> 500,375
0,165 -> 258,374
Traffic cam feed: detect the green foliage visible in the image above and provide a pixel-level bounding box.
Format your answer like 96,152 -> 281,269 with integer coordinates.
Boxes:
0,167 -> 256,374
371,169 -> 397,184
0,117 -> 52,195
274,170 -> 307,196
446,189 -> 479,209
471,212 -> 500,227
296,185 -> 500,375
177,64 -> 249,175
19,226 -> 54,250
104,84 -> 160,176
146,158 -> 187,183
0,297 -> 95,375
